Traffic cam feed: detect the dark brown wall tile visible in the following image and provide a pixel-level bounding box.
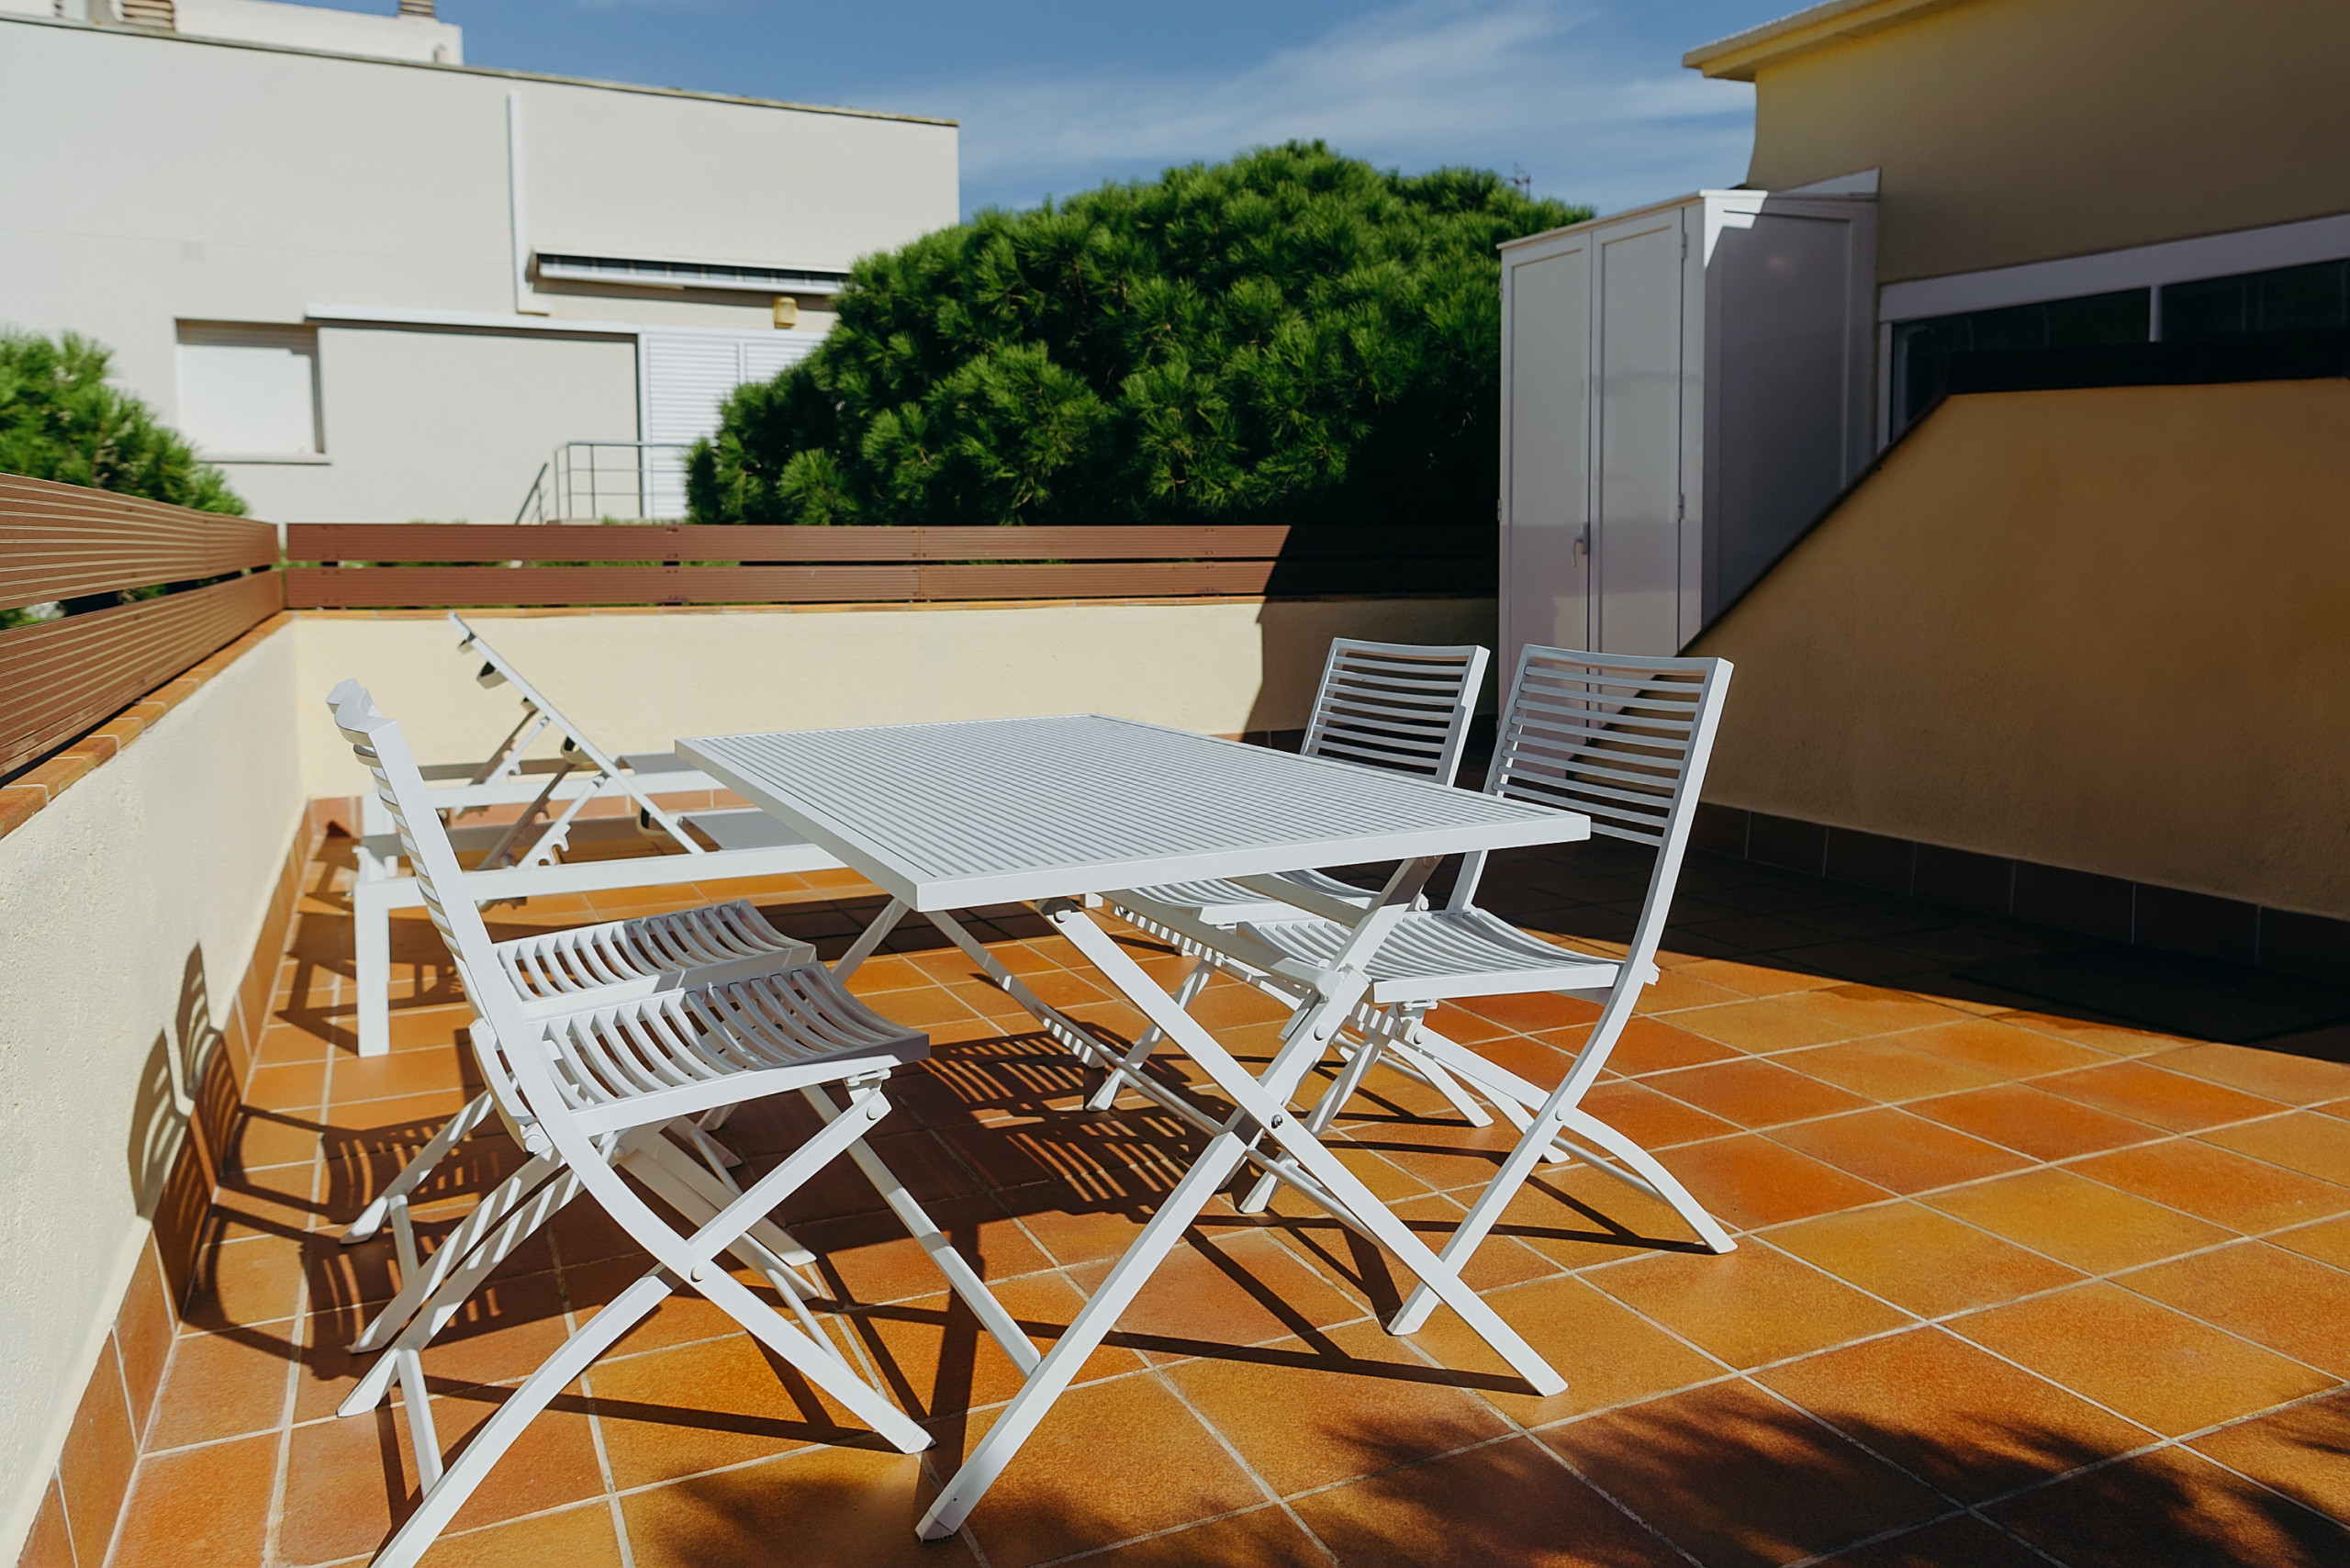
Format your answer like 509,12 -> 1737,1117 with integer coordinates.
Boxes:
1825,828 -> 1916,894
2012,862 -> 2132,942
1913,845 -> 2014,915
1692,802 -> 1751,858
56,1339 -> 136,1568
2259,908 -> 2350,989
2132,885 -> 2259,966
114,1239 -> 176,1442
1750,812 -> 1829,875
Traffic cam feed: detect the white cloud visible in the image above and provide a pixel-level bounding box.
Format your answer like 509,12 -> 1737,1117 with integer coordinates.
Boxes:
880,0 -> 1754,215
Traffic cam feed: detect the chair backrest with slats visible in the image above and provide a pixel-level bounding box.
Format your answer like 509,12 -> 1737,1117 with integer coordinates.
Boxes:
1298,638 -> 1491,786
1452,645 -> 1732,921
330,679 -> 545,1143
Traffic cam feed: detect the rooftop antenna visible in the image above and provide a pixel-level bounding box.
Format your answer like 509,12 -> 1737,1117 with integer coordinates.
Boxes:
1508,163 -> 1532,196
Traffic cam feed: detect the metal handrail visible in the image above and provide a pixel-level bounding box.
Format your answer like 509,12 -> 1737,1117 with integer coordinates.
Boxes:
513,442 -> 695,523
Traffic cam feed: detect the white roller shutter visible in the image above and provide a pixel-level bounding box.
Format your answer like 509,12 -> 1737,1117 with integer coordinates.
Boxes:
640,330 -> 823,516
176,322 -> 319,456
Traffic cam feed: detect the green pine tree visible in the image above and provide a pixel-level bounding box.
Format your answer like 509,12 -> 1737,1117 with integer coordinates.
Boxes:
688,142 -> 1586,528
0,330 -> 247,515
1,330 -> 249,626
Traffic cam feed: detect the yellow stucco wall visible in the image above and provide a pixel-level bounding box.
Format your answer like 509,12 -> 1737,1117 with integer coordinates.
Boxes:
1689,378 -> 2350,918
1734,0 -> 2350,283
290,596 -> 1500,801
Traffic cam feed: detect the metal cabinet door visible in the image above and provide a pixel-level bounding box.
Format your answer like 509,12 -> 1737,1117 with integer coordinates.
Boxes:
1592,207 -> 1687,656
1501,234 -> 1594,673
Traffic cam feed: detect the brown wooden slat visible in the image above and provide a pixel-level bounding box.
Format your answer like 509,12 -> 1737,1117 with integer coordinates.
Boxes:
913,562 -> 1281,599
0,572 -> 284,776
0,473 -> 279,612
281,522 -> 1385,565
278,554 -> 1501,609
285,566 -> 923,609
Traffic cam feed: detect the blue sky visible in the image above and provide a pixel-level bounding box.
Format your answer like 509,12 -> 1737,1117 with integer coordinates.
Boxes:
359,1 -> 1799,218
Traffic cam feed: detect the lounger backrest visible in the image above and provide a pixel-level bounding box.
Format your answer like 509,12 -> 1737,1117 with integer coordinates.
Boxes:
1298,639 -> 1491,786
448,612 -> 698,846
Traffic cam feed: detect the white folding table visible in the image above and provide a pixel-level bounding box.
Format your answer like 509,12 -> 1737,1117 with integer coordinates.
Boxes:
678,713 -> 1590,1539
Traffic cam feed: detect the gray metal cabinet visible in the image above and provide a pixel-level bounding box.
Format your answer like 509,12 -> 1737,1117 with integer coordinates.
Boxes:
1499,190 -> 1875,665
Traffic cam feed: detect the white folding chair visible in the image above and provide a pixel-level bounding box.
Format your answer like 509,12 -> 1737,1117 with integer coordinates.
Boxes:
1090,638 -> 1490,1113
1123,646 -> 1738,1268
337,895 -> 819,1351
349,616 -> 845,1055
329,681 -> 1035,1568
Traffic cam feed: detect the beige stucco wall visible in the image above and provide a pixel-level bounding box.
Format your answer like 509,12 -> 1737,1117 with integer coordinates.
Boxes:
233,326 -> 641,523
0,627 -> 305,1554
292,597 -> 1501,798
1737,0 -> 2350,283
0,16 -> 956,521
1691,378 -> 2350,916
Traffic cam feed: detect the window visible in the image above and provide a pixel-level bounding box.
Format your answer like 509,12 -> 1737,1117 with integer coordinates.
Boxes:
175,322 -> 320,456
2163,258 -> 2350,342
1891,289 -> 2149,431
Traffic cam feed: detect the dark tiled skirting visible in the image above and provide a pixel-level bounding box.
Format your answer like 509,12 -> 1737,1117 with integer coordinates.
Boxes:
1694,805 -> 2350,988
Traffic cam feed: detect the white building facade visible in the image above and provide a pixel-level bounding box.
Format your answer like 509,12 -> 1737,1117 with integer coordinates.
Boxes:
0,3 -> 958,521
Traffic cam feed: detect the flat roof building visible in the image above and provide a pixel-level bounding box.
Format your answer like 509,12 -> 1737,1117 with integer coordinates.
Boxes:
0,2 -> 959,521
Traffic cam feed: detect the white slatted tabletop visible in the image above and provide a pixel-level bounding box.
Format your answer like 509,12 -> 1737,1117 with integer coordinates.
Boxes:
678,714 -> 1586,911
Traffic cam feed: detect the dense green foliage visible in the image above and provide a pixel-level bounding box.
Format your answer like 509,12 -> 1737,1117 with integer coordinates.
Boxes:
0,330 -> 246,515
688,142 -> 1585,528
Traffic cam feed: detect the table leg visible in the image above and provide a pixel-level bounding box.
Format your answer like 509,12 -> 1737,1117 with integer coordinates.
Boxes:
1050,902 -> 1563,1394
831,897 -> 906,982
917,894 -> 1567,1539
914,1111 -> 1261,1539
921,907 -> 1123,1078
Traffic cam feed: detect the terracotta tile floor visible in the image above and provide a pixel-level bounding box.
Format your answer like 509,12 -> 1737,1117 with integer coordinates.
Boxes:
110,836 -> 2350,1567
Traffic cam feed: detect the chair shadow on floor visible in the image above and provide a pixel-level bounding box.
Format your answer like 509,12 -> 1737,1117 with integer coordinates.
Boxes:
173,1032 -> 2350,1568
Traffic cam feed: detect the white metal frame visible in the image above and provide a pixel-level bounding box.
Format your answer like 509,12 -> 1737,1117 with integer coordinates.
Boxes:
330,682 -> 1034,1568
1100,637 -> 1490,1112
348,613 -> 842,1054
1125,645 -> 1739,1281
677,713 -> 1592,1538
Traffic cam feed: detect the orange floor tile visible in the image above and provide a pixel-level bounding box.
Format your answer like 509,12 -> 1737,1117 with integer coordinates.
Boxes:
99,836 -> 2350,1567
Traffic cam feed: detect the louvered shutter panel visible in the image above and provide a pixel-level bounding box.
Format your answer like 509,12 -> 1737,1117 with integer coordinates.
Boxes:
640,331 -> 824,517
740,334 -> 820,384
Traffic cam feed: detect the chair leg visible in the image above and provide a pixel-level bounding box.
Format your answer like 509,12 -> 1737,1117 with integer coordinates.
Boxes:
1554,1106 -> 1734,1254
801,1083 -> 1043,1376
348,1149 -> 565,1355
1375,1036 -> 1496,1127
342,1164 -> 581,1412
1385,1102 -> 1731,1338
343,1092 -> 498,1243
1083,958 -> 1209,1111
366,1270 -> 676,1568
1235,1030 -> 1388,1214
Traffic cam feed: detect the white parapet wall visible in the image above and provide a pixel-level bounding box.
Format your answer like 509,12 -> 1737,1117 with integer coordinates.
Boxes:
291,597 -> 1502,799
0,625 -> 305,1553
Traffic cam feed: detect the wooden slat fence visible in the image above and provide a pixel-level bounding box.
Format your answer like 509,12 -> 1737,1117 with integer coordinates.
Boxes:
0,474 -> 283,776
284,523 -> 1495,609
